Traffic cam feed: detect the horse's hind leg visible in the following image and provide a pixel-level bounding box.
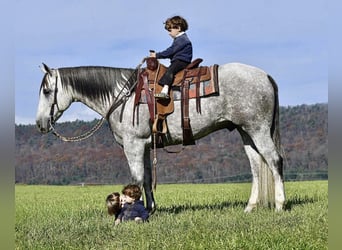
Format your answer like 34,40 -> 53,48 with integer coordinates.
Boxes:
243,145 -> 263,212
250,132 -> 285,211
238,127 -> 262,212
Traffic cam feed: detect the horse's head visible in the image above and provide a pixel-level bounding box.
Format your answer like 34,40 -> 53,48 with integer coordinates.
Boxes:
36,63 -> 71,133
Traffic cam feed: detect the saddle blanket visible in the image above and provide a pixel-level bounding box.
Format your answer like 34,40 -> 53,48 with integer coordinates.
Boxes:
138,79 -> 219,104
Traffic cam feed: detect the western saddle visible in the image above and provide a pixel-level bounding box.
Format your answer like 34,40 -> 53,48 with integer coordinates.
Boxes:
134,57 -> 218,146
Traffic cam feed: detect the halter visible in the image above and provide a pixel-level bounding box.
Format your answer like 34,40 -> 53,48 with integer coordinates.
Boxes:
47,74 -> 105,142
48,59 -> 146,142
49,75 -> 59,125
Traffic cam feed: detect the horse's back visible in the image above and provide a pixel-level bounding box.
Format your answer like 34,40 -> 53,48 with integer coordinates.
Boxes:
218,62 -> 274,98
219,62 -> 269,84
217,63 -> 276,125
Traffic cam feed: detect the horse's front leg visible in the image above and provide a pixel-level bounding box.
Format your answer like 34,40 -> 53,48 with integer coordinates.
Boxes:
143,145 -> 156,214
123,137 -> 155,213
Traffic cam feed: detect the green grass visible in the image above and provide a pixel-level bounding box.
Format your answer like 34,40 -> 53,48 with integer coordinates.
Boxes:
15,181 -> 327,249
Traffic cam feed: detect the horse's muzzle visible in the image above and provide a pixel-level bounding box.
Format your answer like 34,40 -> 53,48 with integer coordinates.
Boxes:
36,120 -> 50,134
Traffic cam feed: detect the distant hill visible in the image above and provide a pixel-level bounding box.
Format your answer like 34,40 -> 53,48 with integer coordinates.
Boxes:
15,103 -> 328,185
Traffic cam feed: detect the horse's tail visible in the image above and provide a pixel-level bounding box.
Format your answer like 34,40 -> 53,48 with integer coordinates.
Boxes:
258,75 -> 282,208
268,75 -> 283,162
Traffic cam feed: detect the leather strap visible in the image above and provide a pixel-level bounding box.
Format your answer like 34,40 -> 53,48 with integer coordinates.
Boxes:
133,70 -> 155,125
181,79 -> 195,145
195,68 -> 202,114
142,72 -> 155,123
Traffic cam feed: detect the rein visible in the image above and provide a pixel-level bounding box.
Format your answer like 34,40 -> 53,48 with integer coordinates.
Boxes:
105,59 -> 145,120
49,59 -> 146,142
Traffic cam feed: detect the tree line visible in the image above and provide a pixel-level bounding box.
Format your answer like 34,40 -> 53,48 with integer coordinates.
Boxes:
15,103 -> 328,185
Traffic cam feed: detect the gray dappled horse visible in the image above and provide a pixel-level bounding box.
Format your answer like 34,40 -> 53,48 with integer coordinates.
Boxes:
36,62 -> 285,213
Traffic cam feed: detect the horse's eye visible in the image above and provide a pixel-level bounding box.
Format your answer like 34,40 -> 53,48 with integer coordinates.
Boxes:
43,88 -> 51,95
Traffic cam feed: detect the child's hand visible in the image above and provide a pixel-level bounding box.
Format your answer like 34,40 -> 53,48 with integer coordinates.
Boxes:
135,217 -> 143,223
149,50 -> 156,57
114,219 -> 121,226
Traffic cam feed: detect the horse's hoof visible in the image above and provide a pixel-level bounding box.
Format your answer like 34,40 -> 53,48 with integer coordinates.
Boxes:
275,204 -> 284,212
244,204 -> 256,213
148,205 -> 157,215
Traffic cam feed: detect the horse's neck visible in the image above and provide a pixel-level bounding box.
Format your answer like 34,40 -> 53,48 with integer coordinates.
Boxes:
69,86 -> 115,118
78,94 -> 113,117
62,67 -> 135,118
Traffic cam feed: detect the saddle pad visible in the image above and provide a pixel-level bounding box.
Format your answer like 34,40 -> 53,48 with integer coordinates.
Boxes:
139,78 -> 219,103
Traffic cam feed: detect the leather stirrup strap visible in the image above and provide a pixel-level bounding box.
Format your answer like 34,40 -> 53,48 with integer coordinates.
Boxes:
181,79 -> 195,145
195,68 -> 202,114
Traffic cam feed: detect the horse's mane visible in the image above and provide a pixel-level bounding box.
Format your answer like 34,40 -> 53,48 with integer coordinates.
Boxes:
58,66 -> 137,101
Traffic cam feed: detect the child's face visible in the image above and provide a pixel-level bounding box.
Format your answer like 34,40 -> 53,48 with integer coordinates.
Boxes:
120,195 -> 126,207
168,27 -> 181,38
122,194 -> 135,204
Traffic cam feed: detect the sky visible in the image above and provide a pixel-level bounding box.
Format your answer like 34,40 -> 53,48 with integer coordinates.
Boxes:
14,0 -> 328,125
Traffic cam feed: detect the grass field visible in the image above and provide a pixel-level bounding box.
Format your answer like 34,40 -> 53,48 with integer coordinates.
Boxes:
15,181 -> 327,249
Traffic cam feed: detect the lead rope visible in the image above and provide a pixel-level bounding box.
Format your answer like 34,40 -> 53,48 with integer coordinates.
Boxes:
152,61 -> 161,191
50,118 -> 105,142
152,133 -> 157,191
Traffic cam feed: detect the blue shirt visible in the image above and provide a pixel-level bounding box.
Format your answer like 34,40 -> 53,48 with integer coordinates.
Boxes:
156,33 -> 193,63
117,200 -> 149,221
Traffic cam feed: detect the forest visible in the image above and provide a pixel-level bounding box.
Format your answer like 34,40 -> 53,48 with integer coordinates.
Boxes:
15,103 -> 328,185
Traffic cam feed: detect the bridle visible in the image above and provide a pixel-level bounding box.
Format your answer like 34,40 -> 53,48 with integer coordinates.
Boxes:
48,75 -> 59,126
47,59 -> 146,142
47,73 -> 105,142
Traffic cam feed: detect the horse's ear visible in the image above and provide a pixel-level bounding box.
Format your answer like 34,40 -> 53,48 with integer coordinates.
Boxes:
40,63 -> 53,76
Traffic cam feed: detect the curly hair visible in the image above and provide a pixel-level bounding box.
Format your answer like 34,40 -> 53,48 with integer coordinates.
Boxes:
164,15 -> 189,32
106,192 -> 121,216
122,184 -> 142,200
